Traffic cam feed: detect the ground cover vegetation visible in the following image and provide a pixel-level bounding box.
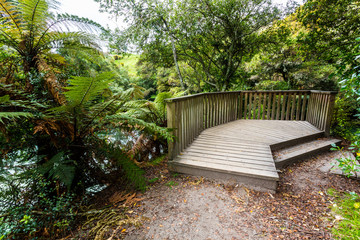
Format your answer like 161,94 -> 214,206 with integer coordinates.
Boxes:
0,0 -> 359,238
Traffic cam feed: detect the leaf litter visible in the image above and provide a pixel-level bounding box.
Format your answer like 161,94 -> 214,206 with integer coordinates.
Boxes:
70,151 -> 360,239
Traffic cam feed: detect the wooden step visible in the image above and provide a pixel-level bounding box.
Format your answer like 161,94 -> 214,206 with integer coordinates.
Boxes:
274,139 -> 342,168
270,131 -> 324,150
168,120 -> 327,193
169,159 -> 279,192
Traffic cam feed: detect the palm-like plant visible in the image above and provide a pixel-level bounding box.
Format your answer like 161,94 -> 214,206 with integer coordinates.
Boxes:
0,0 -> 103,100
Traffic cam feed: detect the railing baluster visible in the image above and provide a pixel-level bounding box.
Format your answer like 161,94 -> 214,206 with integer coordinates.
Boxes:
244,92 -> 248,119
261,93 -> 265,120
247,92 -> 252,119
296,93 -> 301,120
281,93 -> 287,120
271,93 -> 276,120
286,93 -> 291,120
266,93 -> 272,120
258,93 -> 262,119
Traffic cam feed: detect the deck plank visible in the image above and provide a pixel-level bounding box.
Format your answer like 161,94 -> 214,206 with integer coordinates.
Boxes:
169,120 -> 324,191
174,159 -> 279,179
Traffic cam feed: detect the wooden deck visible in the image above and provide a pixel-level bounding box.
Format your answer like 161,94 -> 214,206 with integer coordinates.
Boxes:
169,120 -> 324,192
166,91 -> 337,192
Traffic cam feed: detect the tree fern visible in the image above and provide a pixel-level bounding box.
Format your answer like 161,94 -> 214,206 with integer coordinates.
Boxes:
154,92 -> 173,117
37,151 -> 75,189
63,71 -> 115,106
104,114 -> 174,142
102,143 -> 146,191
0,0 -> 105,93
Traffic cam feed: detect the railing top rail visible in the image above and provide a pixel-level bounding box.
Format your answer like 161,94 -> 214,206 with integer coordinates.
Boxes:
165,90 -> 337,102
309,90 -> 338,95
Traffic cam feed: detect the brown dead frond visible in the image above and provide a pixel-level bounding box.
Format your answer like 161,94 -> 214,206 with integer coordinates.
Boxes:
109,191 -> 144,207
34,119 -> 75,145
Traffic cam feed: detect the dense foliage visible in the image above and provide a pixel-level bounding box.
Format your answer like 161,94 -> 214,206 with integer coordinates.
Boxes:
1,0 -> 360,238
0,0 -> 172,238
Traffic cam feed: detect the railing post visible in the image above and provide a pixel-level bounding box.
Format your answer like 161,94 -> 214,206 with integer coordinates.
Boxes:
324,92 -> 337,137
166,100 -> 177,160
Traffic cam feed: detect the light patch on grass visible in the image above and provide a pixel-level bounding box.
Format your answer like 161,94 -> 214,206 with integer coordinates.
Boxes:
115,54 -> 140,77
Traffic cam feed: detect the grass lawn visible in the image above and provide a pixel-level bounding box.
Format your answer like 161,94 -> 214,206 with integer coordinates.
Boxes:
115,54 -> 140,77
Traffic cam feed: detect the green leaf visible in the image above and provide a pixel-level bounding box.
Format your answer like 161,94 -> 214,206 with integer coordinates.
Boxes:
63,72 -> 115,106
37,152 -> 75,189
0,112 -> 33,123
0,95 -> 10,103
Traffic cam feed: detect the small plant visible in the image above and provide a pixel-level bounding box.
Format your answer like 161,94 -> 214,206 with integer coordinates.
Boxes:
148,177 -> 159,183
328,189 -> 360,239
165,180 -> 178,188
331,142 -> 360,178
149,155 -> 166,166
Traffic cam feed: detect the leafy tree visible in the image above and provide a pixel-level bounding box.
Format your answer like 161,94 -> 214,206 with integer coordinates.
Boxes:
297,0 -> 360,67
248,9 -> 339,91
332,38 -> 360,139
101,0 -> 187,90
97,0 -> 281,92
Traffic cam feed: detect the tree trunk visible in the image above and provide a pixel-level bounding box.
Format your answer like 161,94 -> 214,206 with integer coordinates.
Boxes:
170,35 -> 185,91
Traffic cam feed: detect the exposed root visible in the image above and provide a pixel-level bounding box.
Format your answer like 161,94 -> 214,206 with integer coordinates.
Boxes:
82,207 -> 143,240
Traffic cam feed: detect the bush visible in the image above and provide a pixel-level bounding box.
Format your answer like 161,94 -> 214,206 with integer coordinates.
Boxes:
0,176 -> 78,239
254,80 -> 290,90
332,93 -> 360,139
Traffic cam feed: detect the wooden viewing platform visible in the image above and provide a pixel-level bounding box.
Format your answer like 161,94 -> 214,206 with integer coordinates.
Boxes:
166,90 -> 337,192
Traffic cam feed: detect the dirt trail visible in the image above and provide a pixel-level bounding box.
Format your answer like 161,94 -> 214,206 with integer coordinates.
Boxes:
125,179 -> 262,240
122,151 -> 360,240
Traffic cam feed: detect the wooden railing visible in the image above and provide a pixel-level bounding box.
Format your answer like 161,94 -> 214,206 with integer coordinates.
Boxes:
166,90 -> 337,159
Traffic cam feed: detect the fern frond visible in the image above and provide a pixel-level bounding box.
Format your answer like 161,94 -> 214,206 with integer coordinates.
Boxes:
63,72 -> 115,106
106,145 -> 146,191
0,112 -> 33,123
37,151 -> 75,189
0,0 -> 23,34
0,84 -> 49,110
18,0 -> 51,27
104,114 -> 174,142
52,13 -> 105,33
38,31 -> 101,52
154,92 -> 173,117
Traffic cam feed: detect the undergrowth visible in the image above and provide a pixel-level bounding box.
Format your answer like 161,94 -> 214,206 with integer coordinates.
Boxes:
328,189 -> 360,239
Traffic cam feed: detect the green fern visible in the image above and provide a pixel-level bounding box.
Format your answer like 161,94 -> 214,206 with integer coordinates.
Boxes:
106,145 -> 146,191
37,151 -> 75,189
0,112 -> 33,123
0,0 -> 104,87
63,71 -> 115,106
154,92 -> 173,117
104,114 -> 174,142
0,84 -> 49,123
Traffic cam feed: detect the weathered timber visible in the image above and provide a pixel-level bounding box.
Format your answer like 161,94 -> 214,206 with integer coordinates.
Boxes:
165,91 -> 337,191
168,120 -> 336,192
166,90 -> 336,159
275,139 -> 342,168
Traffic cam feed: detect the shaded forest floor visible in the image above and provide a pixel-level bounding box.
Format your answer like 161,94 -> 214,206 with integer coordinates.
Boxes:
71,150 -> 360,240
